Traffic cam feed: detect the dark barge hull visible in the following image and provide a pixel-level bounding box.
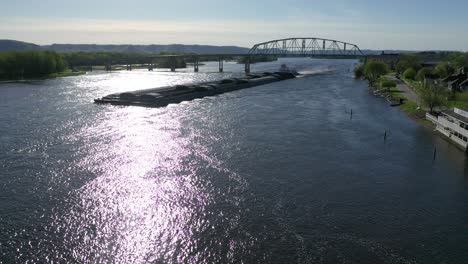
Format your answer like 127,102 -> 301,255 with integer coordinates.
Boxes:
94,72 -> 295,107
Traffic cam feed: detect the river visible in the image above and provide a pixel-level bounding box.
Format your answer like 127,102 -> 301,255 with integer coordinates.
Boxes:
0,58 -> 467,263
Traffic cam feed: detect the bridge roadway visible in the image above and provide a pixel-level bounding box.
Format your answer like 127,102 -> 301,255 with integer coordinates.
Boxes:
111,54 -> 371,74
101,38 -> 399,73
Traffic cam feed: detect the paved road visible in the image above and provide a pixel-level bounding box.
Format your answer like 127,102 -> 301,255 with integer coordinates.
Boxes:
388,74 -> 421,106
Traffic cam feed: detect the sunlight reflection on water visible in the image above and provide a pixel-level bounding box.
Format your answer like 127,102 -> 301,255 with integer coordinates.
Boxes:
3,58 -> 466,263
52,100 -> 249,262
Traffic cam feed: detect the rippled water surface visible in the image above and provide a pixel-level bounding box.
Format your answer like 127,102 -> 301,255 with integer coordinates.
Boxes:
0,59 -> 467,263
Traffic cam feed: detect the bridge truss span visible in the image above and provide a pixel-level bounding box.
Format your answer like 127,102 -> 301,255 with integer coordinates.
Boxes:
248,38 -> 364,57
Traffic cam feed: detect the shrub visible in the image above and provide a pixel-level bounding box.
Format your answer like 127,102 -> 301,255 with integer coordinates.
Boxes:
364,60 -> 388,85
380,79 -> 396,88
354,64 -> 364,79
403,68 -> 416,80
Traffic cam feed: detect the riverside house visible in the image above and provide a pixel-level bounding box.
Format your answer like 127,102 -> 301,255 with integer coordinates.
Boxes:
443,67 -> 468,92
426,108 -> 468,151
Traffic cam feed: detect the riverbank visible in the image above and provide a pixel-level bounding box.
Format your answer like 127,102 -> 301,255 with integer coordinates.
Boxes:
395,74 -> 468,125
368,73 -> 432,128
387,76 -> 433,128
0,70 -> 86,83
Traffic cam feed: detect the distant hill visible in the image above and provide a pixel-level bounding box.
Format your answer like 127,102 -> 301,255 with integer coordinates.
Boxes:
361,50 -> 421,55
0,40 -> 250,54
0,40 -> 42,52
0,40 -> 453,55
43,44 -> 250,54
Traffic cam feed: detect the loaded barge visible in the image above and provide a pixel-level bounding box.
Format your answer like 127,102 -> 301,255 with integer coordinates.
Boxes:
94,72 -> 296,107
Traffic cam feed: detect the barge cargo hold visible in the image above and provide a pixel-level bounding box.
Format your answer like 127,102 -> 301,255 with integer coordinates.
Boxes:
94,72 -> 296,107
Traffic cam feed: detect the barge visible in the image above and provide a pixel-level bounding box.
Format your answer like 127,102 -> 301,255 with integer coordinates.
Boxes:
94,72 -> 296,107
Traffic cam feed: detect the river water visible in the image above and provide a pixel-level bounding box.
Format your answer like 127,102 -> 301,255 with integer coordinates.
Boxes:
0,58 -> 467,263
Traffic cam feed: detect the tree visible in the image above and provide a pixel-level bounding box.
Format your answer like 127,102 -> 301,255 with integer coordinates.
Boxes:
395,55 -> 421,73
363,60 -> 388,86
435,61 -> 454,79
0,50 -> 67,79
419,81 -> 447,113
416,67 -> 433,82
403,68 -> 416,80
449,52 -> 468,69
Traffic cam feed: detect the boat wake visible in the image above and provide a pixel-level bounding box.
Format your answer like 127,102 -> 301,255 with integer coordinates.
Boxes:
297,67 -> 337,77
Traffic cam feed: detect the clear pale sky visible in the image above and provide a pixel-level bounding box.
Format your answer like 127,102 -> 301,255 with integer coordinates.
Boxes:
0,0 -> 467,51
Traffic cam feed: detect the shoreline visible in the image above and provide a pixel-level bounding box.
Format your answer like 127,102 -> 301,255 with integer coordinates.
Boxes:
381,76 -> 468,153
0,71 -> 86,83
375,74 -> 434,130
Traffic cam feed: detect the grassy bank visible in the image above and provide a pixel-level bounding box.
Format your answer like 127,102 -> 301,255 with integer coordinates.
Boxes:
373,75 -> 431,126
393,92 -> 430,124
391,90 -> 433,127
389,77 -> 437,127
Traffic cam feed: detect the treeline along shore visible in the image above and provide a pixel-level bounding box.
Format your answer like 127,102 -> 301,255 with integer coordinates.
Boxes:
0,51 -> 67,80
63,52 -> 187,69
0,49 -> 279,81
0,51 -> 188,80
354,51 -> 468,123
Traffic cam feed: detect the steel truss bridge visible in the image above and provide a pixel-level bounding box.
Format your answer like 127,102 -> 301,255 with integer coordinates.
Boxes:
102,37 -> 377,73
248,38 -> 363,57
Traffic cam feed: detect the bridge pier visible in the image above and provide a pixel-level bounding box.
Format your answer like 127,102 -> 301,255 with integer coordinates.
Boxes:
244,57 -> 250,74
218,58 -> 224,73
170,57 -> 176,72
194,57 -> 199,72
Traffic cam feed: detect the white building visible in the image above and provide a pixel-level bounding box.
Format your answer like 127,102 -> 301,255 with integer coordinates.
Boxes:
426,108 -> 468,150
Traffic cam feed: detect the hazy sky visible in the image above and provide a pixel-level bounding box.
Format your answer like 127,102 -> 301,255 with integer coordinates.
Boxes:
1,0 -> 467,51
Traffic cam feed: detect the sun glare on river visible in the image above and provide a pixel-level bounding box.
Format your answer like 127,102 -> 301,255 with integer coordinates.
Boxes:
52,104 -> 215,262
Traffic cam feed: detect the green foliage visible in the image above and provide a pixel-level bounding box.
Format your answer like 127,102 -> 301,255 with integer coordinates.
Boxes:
435,61 -> 455,79
156,57 -> 186,68
403,68 -> 416,80
419,81 -> 447,113
0,50 -> 67,80
447,91 -> 468,109
416,67 -> 433,82
380,78 -> 396,88
396,55 -> 421,73
62,52 -> 186,69
354,64 -> 364,79
363,60 -> 388,85
448,52 -> 468,69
